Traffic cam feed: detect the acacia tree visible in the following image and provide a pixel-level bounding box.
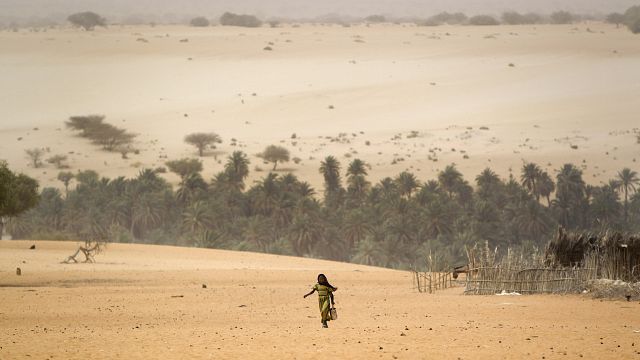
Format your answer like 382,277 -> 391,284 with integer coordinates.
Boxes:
260,145 -> 290,171
25,148 -> 45,168
68,11 -> 106,31
0,161 -> 39,238
66,115 -> 136,152
166,158 -> 203,179
184,132 -> 222,157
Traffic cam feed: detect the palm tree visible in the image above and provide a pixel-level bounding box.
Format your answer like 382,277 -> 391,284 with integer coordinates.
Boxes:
224,151 -> 250,191
537,171 -> 555,207
438,165 -> 463,198
591,184 -> 622,226
342,209 -> 373,249
516,200 -> 551,242
351,238 -> 382,266
347,175 -> 370,204
319,156 -> 342,207
395,171 -> 419,198
475,168 -> 504,202
617,168 -> 639,222
182,201 -> 214,235
289,213 -> 323,256
131,193 -> 163,239
521,162 -> 542,201
421,199 -> 453,237
176,172 -> 208,205
347,159 -> 368,178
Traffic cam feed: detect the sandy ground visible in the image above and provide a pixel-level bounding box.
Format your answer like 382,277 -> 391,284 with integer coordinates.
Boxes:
0,240 -> 639,359
1,23 -> 639,190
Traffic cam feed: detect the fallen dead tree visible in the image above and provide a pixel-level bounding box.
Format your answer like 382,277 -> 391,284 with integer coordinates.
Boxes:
63,239 -> 106,264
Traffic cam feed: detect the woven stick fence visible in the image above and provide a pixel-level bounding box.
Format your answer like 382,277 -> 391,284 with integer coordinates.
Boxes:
412,250 -> 459,293
464,242 -> 598,295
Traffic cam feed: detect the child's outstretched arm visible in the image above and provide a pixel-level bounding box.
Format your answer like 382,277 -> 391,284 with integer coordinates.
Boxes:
303,289 -> 315,298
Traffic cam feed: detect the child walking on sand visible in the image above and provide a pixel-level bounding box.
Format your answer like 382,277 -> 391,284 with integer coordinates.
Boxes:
303,274 -> 337,328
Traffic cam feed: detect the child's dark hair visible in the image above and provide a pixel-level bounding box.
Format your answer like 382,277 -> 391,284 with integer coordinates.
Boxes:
317,273 -> 336,290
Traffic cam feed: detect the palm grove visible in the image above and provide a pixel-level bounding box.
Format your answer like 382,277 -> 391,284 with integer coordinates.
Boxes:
5,138 -> 640,268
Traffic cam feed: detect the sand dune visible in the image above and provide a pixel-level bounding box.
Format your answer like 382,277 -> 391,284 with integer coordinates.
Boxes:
0,240 -> 638,359
1,23 -> 639,190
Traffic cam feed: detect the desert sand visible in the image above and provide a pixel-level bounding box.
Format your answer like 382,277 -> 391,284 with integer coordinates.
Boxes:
0,240 -> 639,359
1,23 -> 639,190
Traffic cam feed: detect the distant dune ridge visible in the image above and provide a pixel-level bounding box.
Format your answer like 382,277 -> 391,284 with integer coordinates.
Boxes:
0,0 -> 638,22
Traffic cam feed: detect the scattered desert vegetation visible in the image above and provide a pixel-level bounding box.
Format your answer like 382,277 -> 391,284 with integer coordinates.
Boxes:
7,152 -> 640,269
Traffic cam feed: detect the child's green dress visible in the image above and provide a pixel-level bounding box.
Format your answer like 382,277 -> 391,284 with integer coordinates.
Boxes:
313,283 -> 334,323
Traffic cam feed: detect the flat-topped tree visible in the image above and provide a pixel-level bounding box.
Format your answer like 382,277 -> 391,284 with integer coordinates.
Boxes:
67,11 -> 106,31
184,132 -> 222,157
0,161 -> 39,238
260,145 -> 290,171
166,158 -> 203,179
66,115 -> 136,152
66,115 -> 105,136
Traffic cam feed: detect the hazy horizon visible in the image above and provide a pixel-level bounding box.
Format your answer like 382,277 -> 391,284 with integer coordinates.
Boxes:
1,0 -> 637,24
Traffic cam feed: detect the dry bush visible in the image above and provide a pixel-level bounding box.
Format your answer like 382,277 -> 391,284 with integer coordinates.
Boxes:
47,154 -> 69,169
25,148 -> 45,168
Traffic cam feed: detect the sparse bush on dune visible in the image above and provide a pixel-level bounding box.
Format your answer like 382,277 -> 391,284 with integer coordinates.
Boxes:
624,5 -> 640,34
468,15 -> 500,26
219,12 -> 262,28
550,11 -> 576,24
364,15 -> 386,23
67,11 -> 106,31
502,11 -> 543,25
189,16 -> 210,27
47,154 -> 69,169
